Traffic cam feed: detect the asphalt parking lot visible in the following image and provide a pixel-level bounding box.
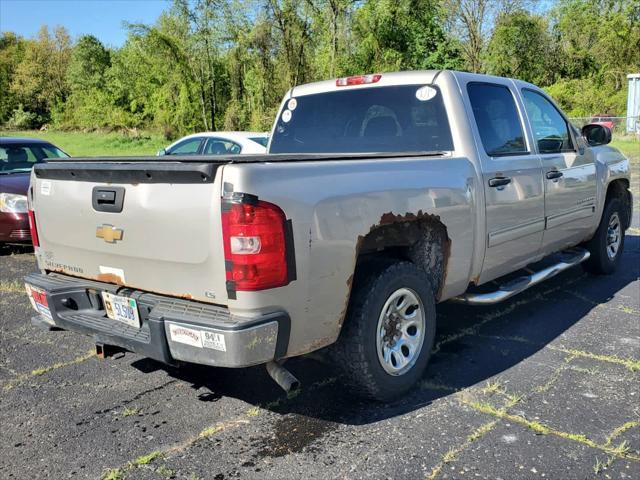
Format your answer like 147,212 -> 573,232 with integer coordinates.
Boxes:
1,219 -> 639,479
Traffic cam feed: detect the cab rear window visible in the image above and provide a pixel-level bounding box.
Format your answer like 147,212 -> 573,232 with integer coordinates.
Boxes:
269,85 -> 453,154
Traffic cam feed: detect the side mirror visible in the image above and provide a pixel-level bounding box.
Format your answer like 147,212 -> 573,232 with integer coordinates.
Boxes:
581,124 -> 612,147
157,148 -> 167,156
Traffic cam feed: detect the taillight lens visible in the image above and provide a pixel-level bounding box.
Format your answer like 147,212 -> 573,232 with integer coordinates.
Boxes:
221,200 -> 289,291
28,209 -> 40,247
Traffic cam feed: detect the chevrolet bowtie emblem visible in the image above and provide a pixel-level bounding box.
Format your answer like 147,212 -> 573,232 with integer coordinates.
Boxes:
96,224 -> 124,243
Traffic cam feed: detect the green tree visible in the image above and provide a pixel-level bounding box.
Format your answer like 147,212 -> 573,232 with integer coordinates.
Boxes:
304,0 -> 356,78
349,0 -> 463,73
10,25 -> 72,124
547,0 -> 640,116
0,32 -> 26,124
67,35 -> 111,92
485,10 -> 553,86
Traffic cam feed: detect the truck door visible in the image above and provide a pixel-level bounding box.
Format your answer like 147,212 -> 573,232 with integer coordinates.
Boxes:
465,81 -> 545,283
519,88 -> 598,254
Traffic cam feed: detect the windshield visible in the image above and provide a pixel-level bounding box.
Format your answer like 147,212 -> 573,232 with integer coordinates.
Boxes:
0,143 -> 69,174
249,136 -> 269,147
269,85 -> 453,154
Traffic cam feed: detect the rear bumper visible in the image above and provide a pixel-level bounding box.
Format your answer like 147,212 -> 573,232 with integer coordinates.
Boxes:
0,212 -> 30,243
24,272 -> 290,368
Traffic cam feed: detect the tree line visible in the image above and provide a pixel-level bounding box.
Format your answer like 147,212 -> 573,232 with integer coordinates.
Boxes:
0,0 -> 638,138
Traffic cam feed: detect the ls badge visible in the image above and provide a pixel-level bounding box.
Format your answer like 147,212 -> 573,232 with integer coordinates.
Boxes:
96,224 -> 124,244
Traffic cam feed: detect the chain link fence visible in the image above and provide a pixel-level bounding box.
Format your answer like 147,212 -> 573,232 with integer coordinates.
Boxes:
568,116 -> 640,137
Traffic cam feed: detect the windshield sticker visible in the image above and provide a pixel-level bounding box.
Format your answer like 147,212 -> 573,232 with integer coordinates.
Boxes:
287,98 -> 297,111
282,109 -> 292,123
416,86 -> 437,101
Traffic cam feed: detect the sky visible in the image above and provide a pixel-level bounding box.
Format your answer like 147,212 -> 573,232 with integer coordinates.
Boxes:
0,0 -> 171,47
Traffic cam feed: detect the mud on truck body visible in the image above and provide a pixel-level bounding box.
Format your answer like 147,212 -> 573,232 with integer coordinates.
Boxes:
25,71 -> 632,401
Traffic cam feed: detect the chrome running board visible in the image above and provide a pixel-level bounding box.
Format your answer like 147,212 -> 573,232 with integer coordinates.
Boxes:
451,248 -> 590,306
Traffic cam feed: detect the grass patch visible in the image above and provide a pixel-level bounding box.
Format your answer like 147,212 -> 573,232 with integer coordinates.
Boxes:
534,365 -> 567,394
0,129 -> 167,157
611,137 -> 640,164
550,347 -> 640,372
198,425 -> 223,438
102,468 -> 124,480
593,455 -> 615,474
475,333 -> 640,372
605,421 -> 639,447
101,452 -> 162,480
0,280 -> 24,293
463,399 -> 639,460
131,451 -> 162,466
31,349 -> 95,376
121,407 -> 141,417
482,379 -> 505,395
246,406 -> 260,417
426,420 -> 499,480
156,465 -> 175,478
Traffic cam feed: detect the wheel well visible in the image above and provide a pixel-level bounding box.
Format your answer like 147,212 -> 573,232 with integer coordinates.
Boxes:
606,179 -> 631,229
354,212 -> 451,300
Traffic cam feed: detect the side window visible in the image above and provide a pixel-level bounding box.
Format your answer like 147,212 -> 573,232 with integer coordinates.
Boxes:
39,146 -> 69,159
168,137 -> 203,155
204,139 -> 241,155
0,146 -> 38,170
522,89 -> 573,154
467,83 -> 527,156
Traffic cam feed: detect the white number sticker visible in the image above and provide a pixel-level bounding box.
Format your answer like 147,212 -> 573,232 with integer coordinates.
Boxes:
202,331 -> 227,352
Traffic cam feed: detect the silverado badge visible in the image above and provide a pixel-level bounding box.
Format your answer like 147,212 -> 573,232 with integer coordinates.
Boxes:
96,224 -> 124,244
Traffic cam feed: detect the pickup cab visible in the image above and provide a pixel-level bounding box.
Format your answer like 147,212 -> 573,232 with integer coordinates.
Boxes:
24,71 -> 632,401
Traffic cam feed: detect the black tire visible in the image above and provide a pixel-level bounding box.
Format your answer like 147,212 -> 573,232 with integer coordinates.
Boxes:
583,198 -> 625,275
333,261 -> 436,402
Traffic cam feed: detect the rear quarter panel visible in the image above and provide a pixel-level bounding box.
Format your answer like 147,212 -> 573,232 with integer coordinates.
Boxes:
222,156 -> 477,356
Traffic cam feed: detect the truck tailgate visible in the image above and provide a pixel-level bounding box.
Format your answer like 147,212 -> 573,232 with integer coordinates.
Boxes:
30,162 -> 229,304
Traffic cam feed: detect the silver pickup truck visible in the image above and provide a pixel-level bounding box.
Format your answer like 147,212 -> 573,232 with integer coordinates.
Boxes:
24,71 -> 632,401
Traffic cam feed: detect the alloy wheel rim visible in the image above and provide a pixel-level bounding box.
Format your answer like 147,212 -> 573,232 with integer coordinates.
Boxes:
606,212 -> 621,260
376,288 -> 426,376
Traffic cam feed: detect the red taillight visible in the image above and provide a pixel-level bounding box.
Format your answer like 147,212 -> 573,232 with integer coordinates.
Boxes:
28,209 -> 39,247
336,74 -> 381,86
31,289 -> 48,307
221,199 -> 290,292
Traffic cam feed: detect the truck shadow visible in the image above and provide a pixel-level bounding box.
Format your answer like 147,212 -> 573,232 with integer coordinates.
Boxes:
139,234 -> 639,434
0,244 -> 33,256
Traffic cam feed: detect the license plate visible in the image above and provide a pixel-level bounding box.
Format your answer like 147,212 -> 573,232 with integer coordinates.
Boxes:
25,284 -> 52,320
102,292 -> 140,328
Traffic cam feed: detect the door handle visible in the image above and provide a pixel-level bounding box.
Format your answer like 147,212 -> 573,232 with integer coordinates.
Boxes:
546,170 -> 563,180
488,177 -> 511,188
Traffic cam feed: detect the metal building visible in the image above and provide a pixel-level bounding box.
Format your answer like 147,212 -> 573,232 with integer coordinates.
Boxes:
627,73 -> 640,133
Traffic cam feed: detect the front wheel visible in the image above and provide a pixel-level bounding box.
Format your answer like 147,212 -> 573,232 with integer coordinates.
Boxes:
583,198 -> 625,275
334,261 -> 436,402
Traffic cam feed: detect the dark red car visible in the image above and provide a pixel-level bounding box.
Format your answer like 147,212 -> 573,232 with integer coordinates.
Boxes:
0,138 -> 69,245
590,114 -> 616,132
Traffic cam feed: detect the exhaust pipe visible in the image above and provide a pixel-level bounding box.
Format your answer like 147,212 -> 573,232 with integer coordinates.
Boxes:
266,361 -> 300,393
95,342 -> 126,359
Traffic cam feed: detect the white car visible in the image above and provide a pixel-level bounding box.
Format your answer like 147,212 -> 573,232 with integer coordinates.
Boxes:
158,132 -> 268,156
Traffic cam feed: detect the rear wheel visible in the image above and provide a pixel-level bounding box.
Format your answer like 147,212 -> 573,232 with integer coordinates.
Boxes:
583,198 -> 625,274
334,261 -> 436,402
